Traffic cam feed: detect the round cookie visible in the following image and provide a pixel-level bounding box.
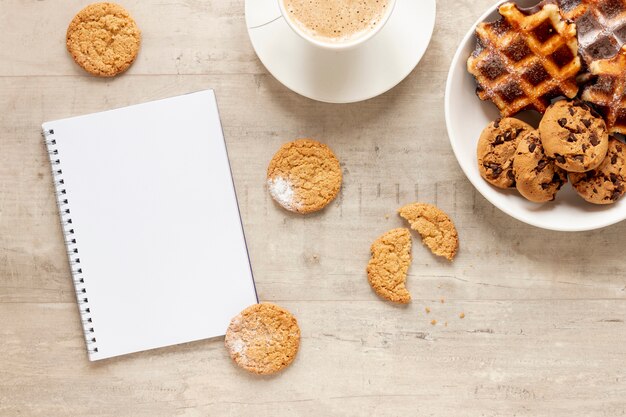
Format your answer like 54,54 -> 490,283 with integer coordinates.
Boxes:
538,100 -> 609,172
267,139 -> 342,214
398,203 -> 458,261
514,131 -> 568,203
569,137 -> 626,204
66,3 -> 141,77
366,228 -> 412,304
225,303 -> 300,375
477,118 -> 534,189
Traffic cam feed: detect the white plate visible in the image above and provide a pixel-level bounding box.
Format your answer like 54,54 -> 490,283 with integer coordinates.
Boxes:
245,0 -> 436,104
445,0 -> 626,232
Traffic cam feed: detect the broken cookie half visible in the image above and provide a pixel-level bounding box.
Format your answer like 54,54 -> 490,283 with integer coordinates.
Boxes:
366,228 -> 412,304
398,203 -> 459,261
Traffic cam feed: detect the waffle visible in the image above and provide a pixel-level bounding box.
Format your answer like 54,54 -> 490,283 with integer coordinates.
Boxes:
558,0 -> 626,65
467,2 -> 582,116
581,45 -> 626,134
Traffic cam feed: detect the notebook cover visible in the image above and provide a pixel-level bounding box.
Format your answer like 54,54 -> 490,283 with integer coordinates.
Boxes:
42,90 -> 258,361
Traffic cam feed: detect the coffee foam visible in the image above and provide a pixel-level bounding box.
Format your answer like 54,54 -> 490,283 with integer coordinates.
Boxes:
283,0 -> 390,43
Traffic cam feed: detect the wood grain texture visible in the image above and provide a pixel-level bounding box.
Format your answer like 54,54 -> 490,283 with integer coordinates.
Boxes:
1,0 -> 625,416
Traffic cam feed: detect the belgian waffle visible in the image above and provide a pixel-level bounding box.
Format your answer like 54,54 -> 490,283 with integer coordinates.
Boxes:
558,0 -> 626,65
467,2 -> 582,116
581,45 -> 626,134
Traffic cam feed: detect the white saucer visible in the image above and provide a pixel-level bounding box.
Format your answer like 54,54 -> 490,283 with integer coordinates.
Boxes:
245,0 -> 437,103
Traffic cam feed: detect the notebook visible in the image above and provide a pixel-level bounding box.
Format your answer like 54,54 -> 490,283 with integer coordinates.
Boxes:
42,90 -> 258,361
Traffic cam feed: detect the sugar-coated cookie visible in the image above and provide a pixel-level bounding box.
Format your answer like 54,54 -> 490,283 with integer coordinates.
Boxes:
539,101 -> 609,172
225,303 -> 300,375
267,139 -> 342,214
366,228 -> 412,304
570,137 -> 626,204
477,118 -> 534,188
66,2 -> 141,77
398,203 -> 458,261
514,131 -> 568,203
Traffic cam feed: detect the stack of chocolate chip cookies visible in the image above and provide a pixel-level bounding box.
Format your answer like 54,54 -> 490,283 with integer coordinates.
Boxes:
477,100 -> 625,204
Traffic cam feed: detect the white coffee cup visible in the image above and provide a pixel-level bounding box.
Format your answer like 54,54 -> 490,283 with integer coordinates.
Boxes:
278,0 -> 397,50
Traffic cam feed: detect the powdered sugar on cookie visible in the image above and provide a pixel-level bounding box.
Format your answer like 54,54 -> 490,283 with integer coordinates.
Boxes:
267,176 -> 301,211
228,337 -> 245,355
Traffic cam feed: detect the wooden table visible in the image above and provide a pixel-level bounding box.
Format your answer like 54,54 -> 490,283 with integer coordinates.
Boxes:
2,1 -> 625,415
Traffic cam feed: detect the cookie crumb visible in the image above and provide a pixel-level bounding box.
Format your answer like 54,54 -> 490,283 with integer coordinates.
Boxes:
440,298 -> 445,304
385,214 -> 390,219
445,321 -> 448,327
430,320 -> 437,326
425,307 -> 431,314
459,312 -> 465,319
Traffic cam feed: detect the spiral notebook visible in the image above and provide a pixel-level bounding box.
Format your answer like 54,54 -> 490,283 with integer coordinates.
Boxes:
42,90 -> 258,361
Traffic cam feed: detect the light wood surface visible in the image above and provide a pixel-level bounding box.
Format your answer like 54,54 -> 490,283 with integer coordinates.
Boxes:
1,1 -> 626,416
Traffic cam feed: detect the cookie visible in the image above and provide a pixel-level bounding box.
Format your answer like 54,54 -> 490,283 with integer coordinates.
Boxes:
514,131 -> 568,203
267,139 -> 342,214
538,101 -> 609,172
225,303 -> 300,375
366,228 -> 412,304
66,3 -> 141,77
570,137 -> 626,204
398,203 -> 458,261
477,118 -> 534,189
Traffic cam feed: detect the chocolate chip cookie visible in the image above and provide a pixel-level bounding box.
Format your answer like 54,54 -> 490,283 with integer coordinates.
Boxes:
569,137 -> 626,205
477,118 -> 534,189
539,101 -> 609,172
514,131 -> 568,203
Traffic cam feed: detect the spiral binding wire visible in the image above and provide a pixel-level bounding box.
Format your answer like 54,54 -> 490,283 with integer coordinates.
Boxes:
43,128 -> 98,356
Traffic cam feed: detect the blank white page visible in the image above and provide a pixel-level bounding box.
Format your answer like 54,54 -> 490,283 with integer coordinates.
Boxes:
43,90 -> 258,361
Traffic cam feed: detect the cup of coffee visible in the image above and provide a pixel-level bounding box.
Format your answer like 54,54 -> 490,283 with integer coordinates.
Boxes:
278,0 -> 397,50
